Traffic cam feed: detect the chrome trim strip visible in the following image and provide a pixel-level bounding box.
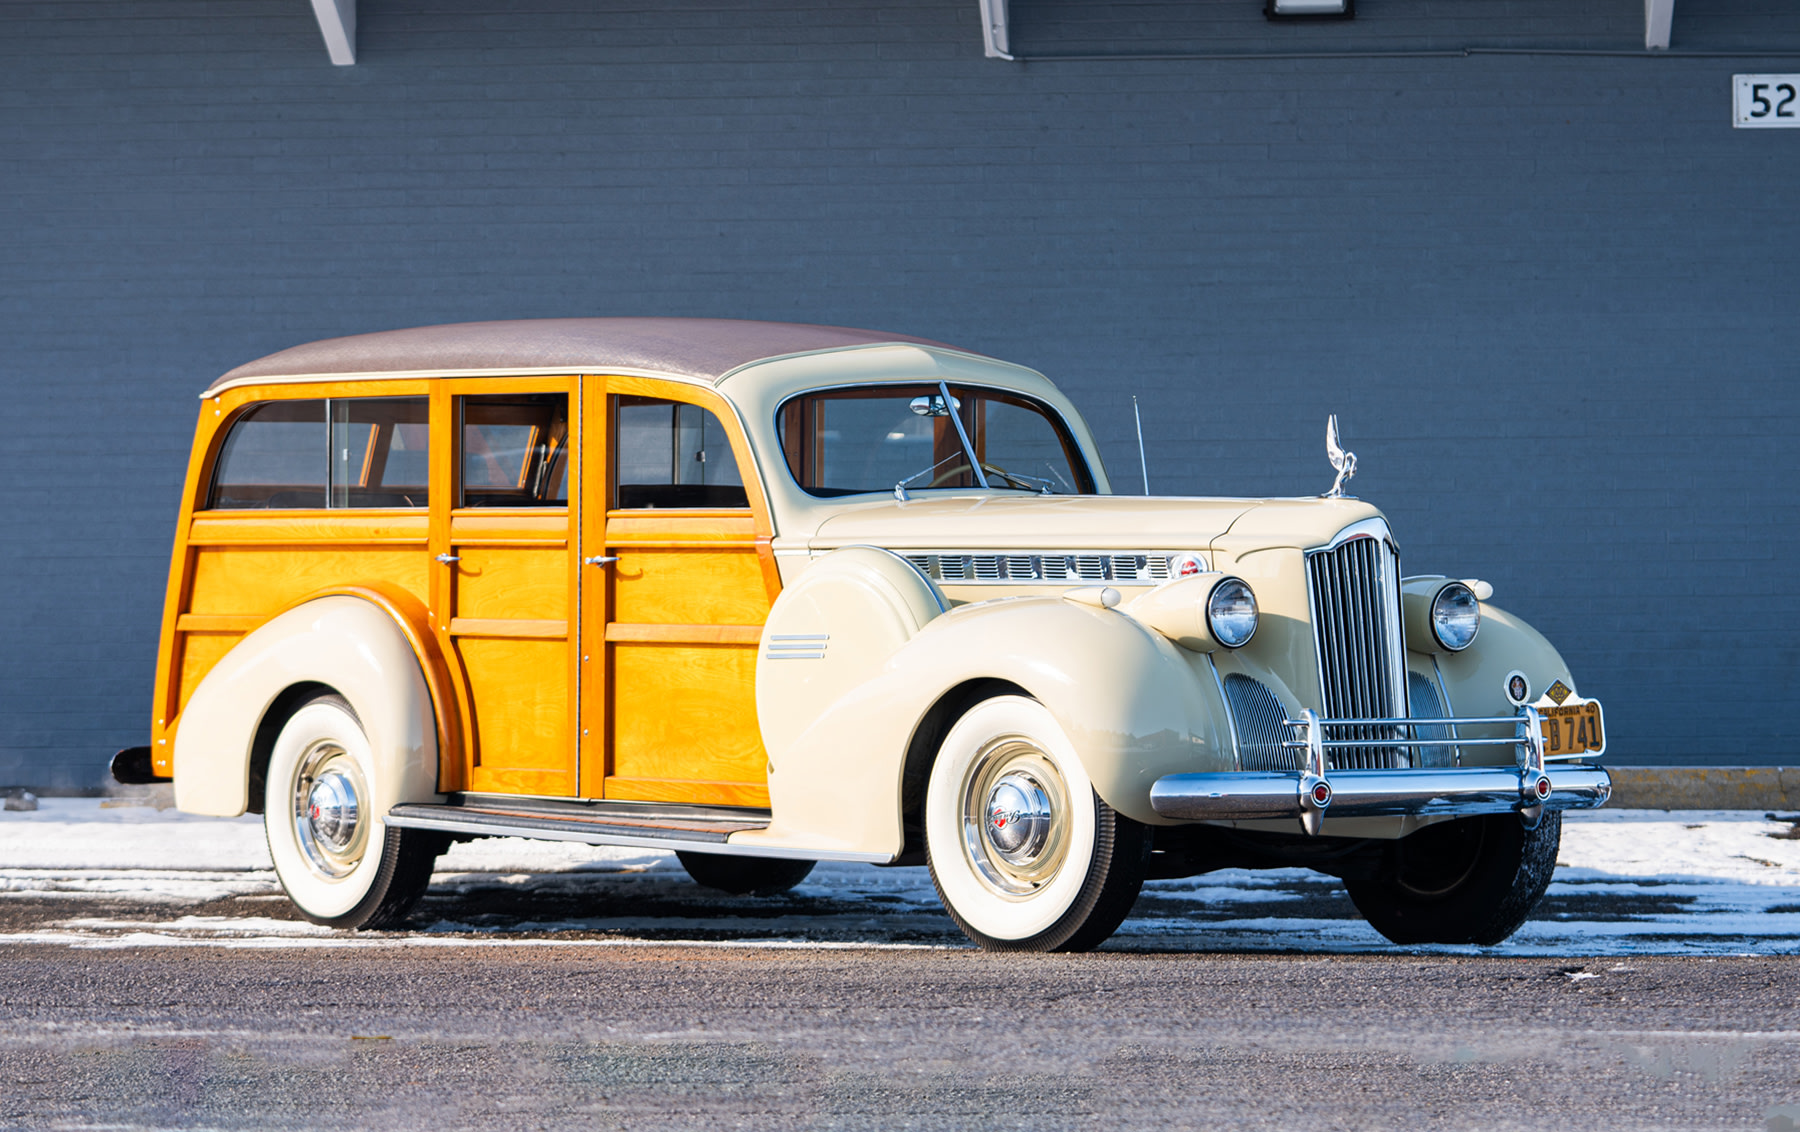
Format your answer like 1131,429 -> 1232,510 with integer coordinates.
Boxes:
384,809 -> 890,862
1308,516 -> 1398,556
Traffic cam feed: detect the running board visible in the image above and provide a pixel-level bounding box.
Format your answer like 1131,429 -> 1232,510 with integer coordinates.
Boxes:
384,794 -> 882,862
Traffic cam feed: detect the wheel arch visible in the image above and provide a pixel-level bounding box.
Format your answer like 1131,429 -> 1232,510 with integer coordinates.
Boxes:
171,592 -> 447,818
751,597 -> 1232,861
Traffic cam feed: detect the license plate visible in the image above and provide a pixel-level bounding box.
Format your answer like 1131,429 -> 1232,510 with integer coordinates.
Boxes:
1538,700 -> 1605,758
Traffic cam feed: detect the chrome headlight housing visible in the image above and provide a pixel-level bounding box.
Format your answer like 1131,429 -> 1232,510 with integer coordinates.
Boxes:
1429,581 -> 1481,652
1206,576 -> 1259,649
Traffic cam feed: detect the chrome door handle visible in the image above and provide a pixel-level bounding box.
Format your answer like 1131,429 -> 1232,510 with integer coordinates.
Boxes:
584,556 -> 619,567
434,554 -> 461,564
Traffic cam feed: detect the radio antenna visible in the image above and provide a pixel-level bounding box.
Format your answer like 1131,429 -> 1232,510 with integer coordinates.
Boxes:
1132,396 -> 1150,496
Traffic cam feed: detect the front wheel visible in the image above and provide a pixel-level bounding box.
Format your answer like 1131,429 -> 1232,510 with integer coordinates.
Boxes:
1345,811 -> 1561,946
263,693 -> 443,930
924,696 -> 1149,952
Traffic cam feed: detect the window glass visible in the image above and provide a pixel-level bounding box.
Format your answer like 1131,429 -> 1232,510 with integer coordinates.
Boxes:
460,393 -> 569,508
210,400 -> 327,509
777,385 -> 1093,498
330,398 -> 431,508
210,397 -> 433,510
614,396 -> 748,509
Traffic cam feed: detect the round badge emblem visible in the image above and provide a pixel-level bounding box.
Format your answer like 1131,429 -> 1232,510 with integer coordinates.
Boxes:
1504,670 -> 1530,706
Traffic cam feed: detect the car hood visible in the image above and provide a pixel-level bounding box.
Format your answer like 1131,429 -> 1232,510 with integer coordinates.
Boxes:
808,493 -> 1385,553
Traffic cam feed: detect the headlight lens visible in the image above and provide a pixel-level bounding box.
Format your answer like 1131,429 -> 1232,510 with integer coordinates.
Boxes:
1206,576 -> 1259,649
1430,582 -> 1481,651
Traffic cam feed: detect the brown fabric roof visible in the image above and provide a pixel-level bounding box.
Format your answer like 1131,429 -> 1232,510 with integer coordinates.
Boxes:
206,317 -> 968,394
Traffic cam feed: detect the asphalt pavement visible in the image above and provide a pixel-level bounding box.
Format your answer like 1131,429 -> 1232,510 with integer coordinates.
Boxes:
3,805 -> 1799,1128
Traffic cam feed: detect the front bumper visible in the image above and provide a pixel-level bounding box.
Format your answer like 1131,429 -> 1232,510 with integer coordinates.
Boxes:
1149,706 -> 1611,835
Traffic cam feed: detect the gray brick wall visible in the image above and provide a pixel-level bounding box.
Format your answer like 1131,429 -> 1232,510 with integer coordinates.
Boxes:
2,0 -> 1797,788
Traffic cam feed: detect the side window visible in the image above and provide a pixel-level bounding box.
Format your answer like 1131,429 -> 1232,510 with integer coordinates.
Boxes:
209,400 -> 327,509
330,398 -> 430,508
209,397 -> 431,510
614,396 -> 748,509
460,393 -> 569,508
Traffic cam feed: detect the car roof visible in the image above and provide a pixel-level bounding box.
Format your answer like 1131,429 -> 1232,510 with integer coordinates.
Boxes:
202,317 -> 979,397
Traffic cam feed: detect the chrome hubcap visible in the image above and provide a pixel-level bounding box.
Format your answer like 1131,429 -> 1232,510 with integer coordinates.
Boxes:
292,743 -> 369,880
961,739 -> 1070,897
985,773 -> 1053,865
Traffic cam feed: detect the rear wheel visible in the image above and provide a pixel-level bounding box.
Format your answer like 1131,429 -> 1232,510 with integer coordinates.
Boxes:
263,693 -> 443,929
924,696 -> 1149,952
676,852 -> 815,896
1345,811 -> 1561,946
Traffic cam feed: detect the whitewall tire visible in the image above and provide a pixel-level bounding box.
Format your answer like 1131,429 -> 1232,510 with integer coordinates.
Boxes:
263,693 -> 441,929
924,696 -> 1149,952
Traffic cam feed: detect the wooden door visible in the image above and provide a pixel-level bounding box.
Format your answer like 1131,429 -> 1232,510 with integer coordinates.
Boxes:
578,376 -> 781,808
430,377 -> 581,797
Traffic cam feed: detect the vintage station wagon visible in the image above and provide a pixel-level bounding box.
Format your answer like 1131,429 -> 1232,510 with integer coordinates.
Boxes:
115,318 -> 1610,951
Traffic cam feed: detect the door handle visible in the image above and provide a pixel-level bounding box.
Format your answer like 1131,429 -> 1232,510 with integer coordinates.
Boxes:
434,553 -> 461,564
584,556 -> 619,567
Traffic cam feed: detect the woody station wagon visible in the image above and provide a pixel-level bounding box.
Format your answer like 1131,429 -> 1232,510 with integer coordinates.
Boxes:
114,318 -> 1611,951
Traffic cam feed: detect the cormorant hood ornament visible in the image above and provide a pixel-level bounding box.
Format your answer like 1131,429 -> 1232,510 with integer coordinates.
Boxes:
1322,414 -> 1357,499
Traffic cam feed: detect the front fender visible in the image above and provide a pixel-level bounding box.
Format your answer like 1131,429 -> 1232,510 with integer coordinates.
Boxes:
171,595 -> 441,817
752,596 -> 1231,860
1431,601 -> 1580,762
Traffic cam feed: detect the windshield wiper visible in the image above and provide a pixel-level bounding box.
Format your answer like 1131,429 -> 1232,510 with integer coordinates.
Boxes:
894,382 -> 991,501
893,452 -> 965,502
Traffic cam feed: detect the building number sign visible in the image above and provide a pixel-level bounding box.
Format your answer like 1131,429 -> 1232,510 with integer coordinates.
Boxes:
1734,75 -> 1800,128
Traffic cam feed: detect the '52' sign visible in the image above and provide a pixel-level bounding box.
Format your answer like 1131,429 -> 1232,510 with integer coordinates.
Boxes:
1735,74 -> 1800,128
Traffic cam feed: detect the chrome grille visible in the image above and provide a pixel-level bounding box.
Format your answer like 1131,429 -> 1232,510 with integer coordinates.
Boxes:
1306,534 -> 1408,770
1223,673 -> 1295,771
903,551 -> 1177,585
1407,671 -> 1457,768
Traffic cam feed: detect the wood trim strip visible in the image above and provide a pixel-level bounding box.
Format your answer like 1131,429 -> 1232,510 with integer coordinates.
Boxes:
604,623 -> 762,645
175,614 -> 259,633
603,540 -> 759,550
447,617 -> 568,639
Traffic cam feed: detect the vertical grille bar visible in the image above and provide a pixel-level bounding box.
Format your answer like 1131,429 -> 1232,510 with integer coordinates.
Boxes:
1307,535 -> 1407,769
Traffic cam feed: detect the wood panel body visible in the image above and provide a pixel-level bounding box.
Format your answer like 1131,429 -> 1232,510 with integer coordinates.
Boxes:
432,376 -> 580,798
581,375 -> 781,808
153,380 -> 435,776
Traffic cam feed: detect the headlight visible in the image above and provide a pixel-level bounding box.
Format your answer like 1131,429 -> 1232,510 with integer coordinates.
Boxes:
1206,576 -> 1258,649
1430,582 -> 1480,651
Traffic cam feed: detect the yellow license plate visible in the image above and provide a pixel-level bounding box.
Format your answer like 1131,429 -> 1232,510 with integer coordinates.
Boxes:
1538,700 -> 1605,757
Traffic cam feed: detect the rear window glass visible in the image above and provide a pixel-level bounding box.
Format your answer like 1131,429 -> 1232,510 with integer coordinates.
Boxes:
776,385 -> 1094,498
208,397 -> 431,510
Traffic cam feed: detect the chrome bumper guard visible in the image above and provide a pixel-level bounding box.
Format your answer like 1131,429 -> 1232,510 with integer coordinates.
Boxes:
1149,706 -> 1611,836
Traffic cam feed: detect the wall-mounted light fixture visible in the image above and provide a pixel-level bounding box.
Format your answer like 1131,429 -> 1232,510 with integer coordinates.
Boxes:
1266,0 -> 1354,19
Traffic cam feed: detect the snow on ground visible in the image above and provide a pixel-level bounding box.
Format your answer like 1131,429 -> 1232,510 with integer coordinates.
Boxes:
3,799 -> 1799,954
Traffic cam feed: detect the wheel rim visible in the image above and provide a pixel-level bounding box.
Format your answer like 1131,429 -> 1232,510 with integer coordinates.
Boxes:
960,737 -> 1071,897
291,740 -> 370,880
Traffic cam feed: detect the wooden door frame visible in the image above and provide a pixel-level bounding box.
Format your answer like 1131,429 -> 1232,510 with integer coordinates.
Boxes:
578,374 -> 781,803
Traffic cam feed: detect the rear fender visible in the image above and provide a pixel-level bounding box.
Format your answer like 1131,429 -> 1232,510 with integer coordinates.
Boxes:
171,595 -> 441,817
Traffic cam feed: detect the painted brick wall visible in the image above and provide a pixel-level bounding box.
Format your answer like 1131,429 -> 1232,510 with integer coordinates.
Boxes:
2,0 -> 1797,788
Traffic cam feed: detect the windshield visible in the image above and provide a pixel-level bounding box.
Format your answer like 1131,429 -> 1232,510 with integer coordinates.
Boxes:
777,384 -> 1095,498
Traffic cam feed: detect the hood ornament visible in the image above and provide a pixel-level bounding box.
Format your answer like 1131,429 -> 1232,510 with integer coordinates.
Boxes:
1322,414 -> 1357,499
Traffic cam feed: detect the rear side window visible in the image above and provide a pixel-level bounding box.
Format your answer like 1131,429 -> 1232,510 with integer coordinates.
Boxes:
613,396 -> 748,509
208,397 -> 430,510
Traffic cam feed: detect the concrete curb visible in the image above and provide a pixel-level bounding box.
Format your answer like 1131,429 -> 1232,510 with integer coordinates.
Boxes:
1605,767 -> 1800,811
